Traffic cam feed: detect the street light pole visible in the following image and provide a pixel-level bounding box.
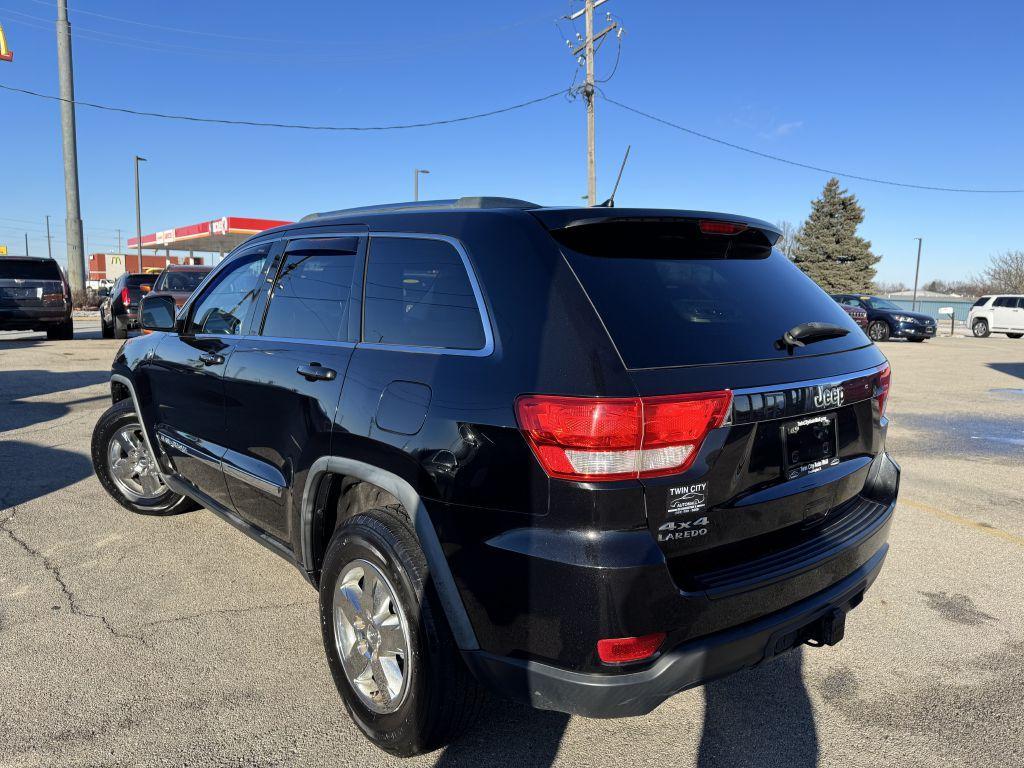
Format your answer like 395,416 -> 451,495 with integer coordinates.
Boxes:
45,215 -> 53,259
413,168 -> 430,201
912,237 -> 923,312
134,155 -> 146,273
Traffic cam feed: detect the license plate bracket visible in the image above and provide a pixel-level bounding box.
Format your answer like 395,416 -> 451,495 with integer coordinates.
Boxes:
781,412 -> 838,479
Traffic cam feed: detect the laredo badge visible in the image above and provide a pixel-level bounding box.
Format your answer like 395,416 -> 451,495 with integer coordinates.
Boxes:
667,482 -> 707,516
658,517 -> 710,542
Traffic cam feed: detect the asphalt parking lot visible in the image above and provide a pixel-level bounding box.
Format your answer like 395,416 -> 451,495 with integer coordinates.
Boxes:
1,317 -> 1022,768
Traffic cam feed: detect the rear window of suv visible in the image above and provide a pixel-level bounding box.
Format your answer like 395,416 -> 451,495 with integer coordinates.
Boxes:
0,259 -> 63,281
554,220 -> 866,369
154,269 -> 207,293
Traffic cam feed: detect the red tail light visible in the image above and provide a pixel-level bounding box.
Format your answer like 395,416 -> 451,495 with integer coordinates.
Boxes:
516,391 -> 732,481
875,364 -> 891,416
121,287 -> 130,307
699,220 -> 748,235
597,632 -> 666,664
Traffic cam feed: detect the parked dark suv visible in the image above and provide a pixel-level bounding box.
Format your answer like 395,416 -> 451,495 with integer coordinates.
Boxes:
99,272 -> 155,339
0,256 -> 73,339
91,199 -> 898,755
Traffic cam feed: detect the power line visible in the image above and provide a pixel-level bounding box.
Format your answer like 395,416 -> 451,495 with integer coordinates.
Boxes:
601,93 -> 1024,194
0,82 -> 568,131
17,1 -> 555,57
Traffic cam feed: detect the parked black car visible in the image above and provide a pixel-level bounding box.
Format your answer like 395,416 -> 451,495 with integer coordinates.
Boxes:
91,199 -> 898,756
0,256 -> 73,339
99,272 -> 155,339
831,294 -> 936,342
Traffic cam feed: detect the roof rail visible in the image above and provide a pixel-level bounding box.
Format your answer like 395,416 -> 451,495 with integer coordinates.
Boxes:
300,196 -> 541,222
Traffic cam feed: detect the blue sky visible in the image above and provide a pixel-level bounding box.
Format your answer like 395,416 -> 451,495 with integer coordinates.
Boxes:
1,0 -> 1022,285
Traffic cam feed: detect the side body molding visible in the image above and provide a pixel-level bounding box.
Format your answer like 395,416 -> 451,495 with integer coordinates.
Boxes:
300,456 -> 480,651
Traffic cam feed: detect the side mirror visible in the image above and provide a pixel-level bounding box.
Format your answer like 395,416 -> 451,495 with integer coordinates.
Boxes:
140,293 -> 177,332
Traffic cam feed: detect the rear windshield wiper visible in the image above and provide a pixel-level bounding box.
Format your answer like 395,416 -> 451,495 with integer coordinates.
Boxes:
775,322 -> 849,352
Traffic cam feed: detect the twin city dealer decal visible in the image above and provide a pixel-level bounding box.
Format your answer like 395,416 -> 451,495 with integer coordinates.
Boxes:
659,482 -> 710,542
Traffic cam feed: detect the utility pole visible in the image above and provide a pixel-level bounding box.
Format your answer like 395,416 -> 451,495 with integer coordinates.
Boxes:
413,168 -> 430,201
116,228 -> 121,254
134,155 -> 146,272
45,215 -> 53,259
56,0 -> 85,294
24,233 -> 29,256
912,237 -> 923,312
566,0 -> 618,206
584,0 -> 596,206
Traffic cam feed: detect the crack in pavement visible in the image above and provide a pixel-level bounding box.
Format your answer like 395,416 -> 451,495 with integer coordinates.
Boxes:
0,512 -> 150,647
141,599 -> 313,632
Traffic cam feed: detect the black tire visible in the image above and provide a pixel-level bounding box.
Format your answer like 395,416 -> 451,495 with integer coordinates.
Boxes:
867,320 -> 891,343
320,506 -> 483,756
91,400 -> 198,515
112,318 -> 129,339
1008,333 -> 1023,339
972,319 -> 990,338
46,319 -> 74,340
100,313 -> 114,339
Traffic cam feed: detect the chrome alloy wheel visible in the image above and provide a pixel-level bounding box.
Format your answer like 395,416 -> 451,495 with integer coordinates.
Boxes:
106,424 -> 165,502
334,559 -> 413,714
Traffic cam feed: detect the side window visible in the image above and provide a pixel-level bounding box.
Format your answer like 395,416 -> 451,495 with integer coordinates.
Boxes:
994,297 -> 1014,308
972,296 -> 990,308
363,237 -> 486,350
187,246 -> 271,335
260,237 -> 359,342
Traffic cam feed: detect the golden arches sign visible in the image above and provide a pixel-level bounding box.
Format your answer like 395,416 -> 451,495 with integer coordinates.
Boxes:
0,22 -> 12,62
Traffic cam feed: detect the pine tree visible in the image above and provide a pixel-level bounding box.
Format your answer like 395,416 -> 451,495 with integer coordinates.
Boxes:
790,178 -> 879,293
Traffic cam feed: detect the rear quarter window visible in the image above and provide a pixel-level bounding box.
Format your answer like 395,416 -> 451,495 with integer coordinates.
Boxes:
362,236 -> 486,351
556,222 -> 865,369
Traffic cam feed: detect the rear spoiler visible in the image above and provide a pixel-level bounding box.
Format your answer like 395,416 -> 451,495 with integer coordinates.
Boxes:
530,208 -> 782,246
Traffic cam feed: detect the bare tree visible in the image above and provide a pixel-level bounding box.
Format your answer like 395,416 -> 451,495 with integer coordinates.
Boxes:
873,280 -> 907,295
981,250 -> 1024,293
775,220 -> 800,258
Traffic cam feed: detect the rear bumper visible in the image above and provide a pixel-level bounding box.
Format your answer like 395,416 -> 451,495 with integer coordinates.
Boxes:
116,310 -> 141,329
0,308 -> 71,329
464,540 -> 888,718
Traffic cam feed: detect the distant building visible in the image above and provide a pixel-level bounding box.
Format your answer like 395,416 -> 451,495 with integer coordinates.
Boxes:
886,288 -> 964,299
88,252 -> 205,282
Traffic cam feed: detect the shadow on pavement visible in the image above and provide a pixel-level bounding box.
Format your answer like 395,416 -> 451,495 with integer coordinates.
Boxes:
432,698 -> 570,768
697,649 -> 818,768
0,369 -> 110,433
987,362 -> 1024,382
0,439 -> 95,509
0,325 -> 105,349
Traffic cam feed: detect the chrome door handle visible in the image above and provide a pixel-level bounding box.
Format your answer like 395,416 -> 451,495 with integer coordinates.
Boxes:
199,352 -> 224,366
297,363 -> 337,382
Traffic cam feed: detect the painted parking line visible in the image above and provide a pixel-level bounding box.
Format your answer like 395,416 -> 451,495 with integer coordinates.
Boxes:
900,498 -> 1024,548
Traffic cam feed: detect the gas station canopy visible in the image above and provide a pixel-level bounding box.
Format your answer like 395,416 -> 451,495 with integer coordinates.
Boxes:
127,216 -> 291,254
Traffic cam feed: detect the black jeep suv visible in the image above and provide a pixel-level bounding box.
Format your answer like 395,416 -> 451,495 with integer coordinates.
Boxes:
91,198 -> 898,755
